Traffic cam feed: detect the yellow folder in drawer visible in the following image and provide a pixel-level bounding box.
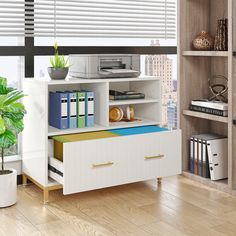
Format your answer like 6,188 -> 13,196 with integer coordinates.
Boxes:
52,131 -> 120,161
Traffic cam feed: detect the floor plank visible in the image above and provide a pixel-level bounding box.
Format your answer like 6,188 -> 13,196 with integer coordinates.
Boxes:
1,175 -> 236,236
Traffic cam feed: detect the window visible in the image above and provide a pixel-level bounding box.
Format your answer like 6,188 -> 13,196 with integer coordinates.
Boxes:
0,0 -> 177,134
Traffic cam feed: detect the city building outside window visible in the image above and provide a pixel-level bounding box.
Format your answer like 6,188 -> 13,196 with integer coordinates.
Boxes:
143,40 -> 177,129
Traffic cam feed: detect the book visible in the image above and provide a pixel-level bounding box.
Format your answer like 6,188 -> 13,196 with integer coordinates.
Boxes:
109,90 -> 145,100
191,100 -> 228,110
190,105 -> 228,117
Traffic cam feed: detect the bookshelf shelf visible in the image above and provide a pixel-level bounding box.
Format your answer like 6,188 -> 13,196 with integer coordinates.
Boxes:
183,110 -> 228,123
182,171 -> 229,193
182,51 -> 228,57
109,98 -> 159,106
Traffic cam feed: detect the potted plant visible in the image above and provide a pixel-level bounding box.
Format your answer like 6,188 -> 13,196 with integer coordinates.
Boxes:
0,77 -> 26,208
48,42 -> 70,80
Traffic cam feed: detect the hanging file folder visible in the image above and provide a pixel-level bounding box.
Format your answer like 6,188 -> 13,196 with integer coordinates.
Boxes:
68,92 -> 77,129
49,92 -> 68,129
77,92 -> 86,128
85,91 -> 94,127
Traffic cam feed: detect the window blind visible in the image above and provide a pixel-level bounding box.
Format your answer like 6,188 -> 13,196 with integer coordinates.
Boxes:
0,0 -> 176,39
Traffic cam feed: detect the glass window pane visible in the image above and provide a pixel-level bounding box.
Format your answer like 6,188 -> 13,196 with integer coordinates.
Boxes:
0,56 -> 24,156
0,37 -> 24,46
141,51 -> 177,129
0,56 -> 23,88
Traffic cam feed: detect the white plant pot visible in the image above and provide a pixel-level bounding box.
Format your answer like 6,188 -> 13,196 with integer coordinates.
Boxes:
0,169 -> 17,208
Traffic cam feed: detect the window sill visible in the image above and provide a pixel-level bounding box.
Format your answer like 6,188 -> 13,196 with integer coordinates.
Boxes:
0,155 -> 21,163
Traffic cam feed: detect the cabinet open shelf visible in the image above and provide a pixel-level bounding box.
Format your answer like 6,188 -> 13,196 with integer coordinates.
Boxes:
182,51 -> 228,57
109,117 -> 159,129
48,117 -> 160,136
109,98 -> 159,106
183,110 -> 228,123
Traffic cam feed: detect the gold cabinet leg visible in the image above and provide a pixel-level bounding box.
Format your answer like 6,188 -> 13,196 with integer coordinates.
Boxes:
43,189 -> 49,204
22,173 -> 28,187
157,177 -> 162,185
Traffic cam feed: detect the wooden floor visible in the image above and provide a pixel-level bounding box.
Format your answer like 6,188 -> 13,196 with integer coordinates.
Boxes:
1,175 -> 236,236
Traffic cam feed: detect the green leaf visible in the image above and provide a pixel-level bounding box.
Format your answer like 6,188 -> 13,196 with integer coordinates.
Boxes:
4,102 -> 26,114
3,111 -> 25,122
0,77 -> 7,88
50,57 -> 55,67
3,117 -> 23,133
3,90 -> 25,106
13,119 -> 24,133
0,130 -> 16,149
0,116 -> 6,135
0,77 -> 7,94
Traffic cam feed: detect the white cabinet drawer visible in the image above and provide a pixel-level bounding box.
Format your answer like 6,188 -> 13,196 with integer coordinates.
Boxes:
48,129 -> 181,195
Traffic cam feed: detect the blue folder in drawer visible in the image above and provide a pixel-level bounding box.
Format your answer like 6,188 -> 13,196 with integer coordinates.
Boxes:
110,126 -> 168,136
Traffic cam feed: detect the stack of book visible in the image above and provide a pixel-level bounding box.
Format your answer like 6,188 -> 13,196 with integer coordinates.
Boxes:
190,100 -> 228,117
109,90 -> 145,100
49,91 -> 94,130
190,134 -> 228,180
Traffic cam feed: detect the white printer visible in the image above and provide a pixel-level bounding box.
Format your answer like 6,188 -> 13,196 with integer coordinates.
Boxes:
69,54 -> 140,79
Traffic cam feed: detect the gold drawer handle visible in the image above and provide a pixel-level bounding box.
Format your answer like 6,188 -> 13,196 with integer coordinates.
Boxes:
145,155 -> 164,160
92,162 -> 114,168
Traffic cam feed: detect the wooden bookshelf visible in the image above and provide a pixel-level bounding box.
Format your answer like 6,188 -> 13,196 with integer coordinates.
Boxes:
178,0 -> 235,194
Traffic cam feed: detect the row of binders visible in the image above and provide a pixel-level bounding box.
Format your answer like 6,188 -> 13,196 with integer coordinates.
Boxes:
49,91 -> 94,130
190,134 -> 228,180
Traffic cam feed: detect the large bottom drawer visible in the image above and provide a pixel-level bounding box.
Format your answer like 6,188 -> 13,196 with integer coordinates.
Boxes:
49,129 -> 181,195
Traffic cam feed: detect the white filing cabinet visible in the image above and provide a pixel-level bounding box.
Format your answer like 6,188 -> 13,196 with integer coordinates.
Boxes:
22,77 -> 181,202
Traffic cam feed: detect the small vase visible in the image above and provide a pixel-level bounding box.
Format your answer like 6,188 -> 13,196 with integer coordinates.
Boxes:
48,67 -> 69,80
0,169 -> 17,208
214,18 -> 228,51
192,31 -> 214,50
